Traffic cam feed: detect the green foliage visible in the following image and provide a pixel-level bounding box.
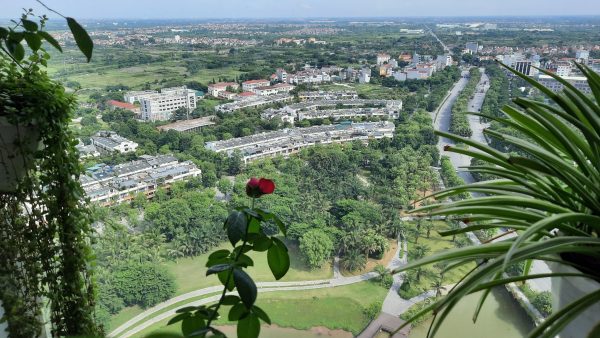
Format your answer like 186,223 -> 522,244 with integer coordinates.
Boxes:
402,63 -> 600,338
112,263 -> 176,308
169,197 -> 289,338
439,156 -> 469,199
299,229 -> 334,269
449,68 -> 481,137
363,301 -> 382,321
1,11 -> 98,334
532,291 -> 553,317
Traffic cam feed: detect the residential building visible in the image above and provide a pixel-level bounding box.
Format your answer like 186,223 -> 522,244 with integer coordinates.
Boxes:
436,54 -> 452,69
276,68 -> 288,82
106,100 -> 140,115
376,53 -> 391,66
139,86 -> 197,121
215,94 -> 294,113
91,131 -> 138,154
75,140 -> 100,158
253,83 -> 295,96
156,116 -> 216,133
261,99 -> 402,122
556,61 -> 572,77
242,79 -> 271,92
466,42 -> 479,54
123,90 -> 157,104
205,121 -> 396,164
514,60 -> 540,76
207,82 -> 240,97
576,50 -> 590,61
286,68 -> 331,84
359,68 -> 371,83
537,74 -> 591,94
80,155 -> 201,206
379,64 -> 394,77
298,91 -> 359,101
393,72 -> 407,81
218,91 -> 237,100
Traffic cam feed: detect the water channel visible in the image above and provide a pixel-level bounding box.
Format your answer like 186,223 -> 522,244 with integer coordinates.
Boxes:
409,288 -> 534,338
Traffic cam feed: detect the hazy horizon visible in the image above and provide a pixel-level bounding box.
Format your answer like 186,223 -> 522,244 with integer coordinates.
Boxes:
3,0 -> 600,20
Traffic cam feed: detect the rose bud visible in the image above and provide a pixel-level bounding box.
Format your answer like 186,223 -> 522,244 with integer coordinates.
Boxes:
246,177 -> 261,197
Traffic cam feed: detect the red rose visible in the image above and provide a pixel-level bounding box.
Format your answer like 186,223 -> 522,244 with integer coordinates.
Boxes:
246,177 -> 261,197
246,177 -> 275,197
258,178 -> 275,195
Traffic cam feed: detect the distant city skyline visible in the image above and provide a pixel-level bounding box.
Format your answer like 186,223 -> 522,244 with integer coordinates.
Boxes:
3,0 -> 600,19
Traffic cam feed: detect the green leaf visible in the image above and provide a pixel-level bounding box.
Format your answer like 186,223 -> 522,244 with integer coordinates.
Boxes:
181,315 -> 206,337
38,31 -> 62,52
252,236 -> 272,252
206,263 -> 232,276
21,19 -> 38,31
237,313 -> 260,338
5,40 -> 25,61
252,305 -> 271,324
248,217 -> 260,234
167,312 -> 190,325
175,306 -> 199,314
233,268 -> 257,309
237,253 -> 254,267
0,27 -> 8,39
228,302 -> 249,321
209,249 -> 230,260
222,295 -> 240,306
218,270 -> 235,291
66,17 -> 93,62
267,238 -> 290,280
226,211 -> 247,246
23,32 -> 41,51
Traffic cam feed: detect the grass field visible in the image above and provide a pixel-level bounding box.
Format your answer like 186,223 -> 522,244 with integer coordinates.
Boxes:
404,221 -> 476,295
108,240 -> 332,331
132,281 -> 388,337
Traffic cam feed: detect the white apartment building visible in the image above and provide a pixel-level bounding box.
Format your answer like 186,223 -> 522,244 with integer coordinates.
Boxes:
254,83 -> 295,96
538,74 -> 591,95
276,68 -> 288,82
359,69 -> 371,83
139,86 -> 197,121
242,79 -> 271,92
91,131 -> 138,154
576,50 -> 590,61
123,90 -> 157,104
207,82 -> 240,97
514,61 -> 540,77
556,61 -> 572,77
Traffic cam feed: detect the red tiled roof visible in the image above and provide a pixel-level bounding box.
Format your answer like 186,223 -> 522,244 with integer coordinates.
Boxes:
239,92 -> 256,97
242,79 -> 270,84
107,100 -> 137,110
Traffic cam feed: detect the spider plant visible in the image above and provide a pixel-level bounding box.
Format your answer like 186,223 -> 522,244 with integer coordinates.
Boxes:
394,62 -> 600,338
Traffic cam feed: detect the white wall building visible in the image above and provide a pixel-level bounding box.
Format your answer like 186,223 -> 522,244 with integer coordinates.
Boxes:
207,82 -> 240,97
91,131 -> 138,154
538,74 -> 591,95
359,68 -> 371,83
242,79 -> 271,92
139,86 -> 197,121
123,90 -> 157,104
376,53 -> 391,66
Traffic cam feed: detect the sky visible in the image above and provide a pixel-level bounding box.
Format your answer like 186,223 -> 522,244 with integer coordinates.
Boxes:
3,0 -> 600,19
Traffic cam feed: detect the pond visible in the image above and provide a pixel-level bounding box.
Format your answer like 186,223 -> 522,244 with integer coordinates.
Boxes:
409,288 -> 534,338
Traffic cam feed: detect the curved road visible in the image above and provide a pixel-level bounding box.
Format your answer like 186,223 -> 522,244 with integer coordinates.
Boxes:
110,239 -> 407,338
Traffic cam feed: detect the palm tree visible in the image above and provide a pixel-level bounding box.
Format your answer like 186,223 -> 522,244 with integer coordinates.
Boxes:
424,221 -> 436,238
341,249 -> 367,272
410,243 -> 431,261
407,225 -> 421,244
431,278 -> 446,297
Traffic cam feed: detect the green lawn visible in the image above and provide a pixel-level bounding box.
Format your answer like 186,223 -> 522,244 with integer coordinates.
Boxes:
108,240 -> 332,331
134,281 -> 387,337
404,221 -> 476,294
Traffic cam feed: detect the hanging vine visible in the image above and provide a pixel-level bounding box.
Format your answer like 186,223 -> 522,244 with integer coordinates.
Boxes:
0,6 -> 97,337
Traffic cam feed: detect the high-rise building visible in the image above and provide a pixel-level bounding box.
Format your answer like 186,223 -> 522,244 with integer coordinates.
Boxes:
139,86 -> 197,122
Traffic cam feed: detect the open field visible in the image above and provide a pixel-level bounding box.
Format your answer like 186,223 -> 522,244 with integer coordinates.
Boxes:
108,240 -> 332,331
132,281 -> 387,337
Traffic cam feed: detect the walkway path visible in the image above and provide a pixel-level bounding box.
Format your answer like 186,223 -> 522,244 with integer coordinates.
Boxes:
110,238 -> 406,338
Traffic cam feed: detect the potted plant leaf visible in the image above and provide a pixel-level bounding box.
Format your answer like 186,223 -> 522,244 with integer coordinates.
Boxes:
0,7 -> 93,192
393,63 -> 600,338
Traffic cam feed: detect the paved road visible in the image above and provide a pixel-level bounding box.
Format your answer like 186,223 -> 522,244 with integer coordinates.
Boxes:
110,239 -> 406,338
426,26 -> 451,55
436,68 -> 552,293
